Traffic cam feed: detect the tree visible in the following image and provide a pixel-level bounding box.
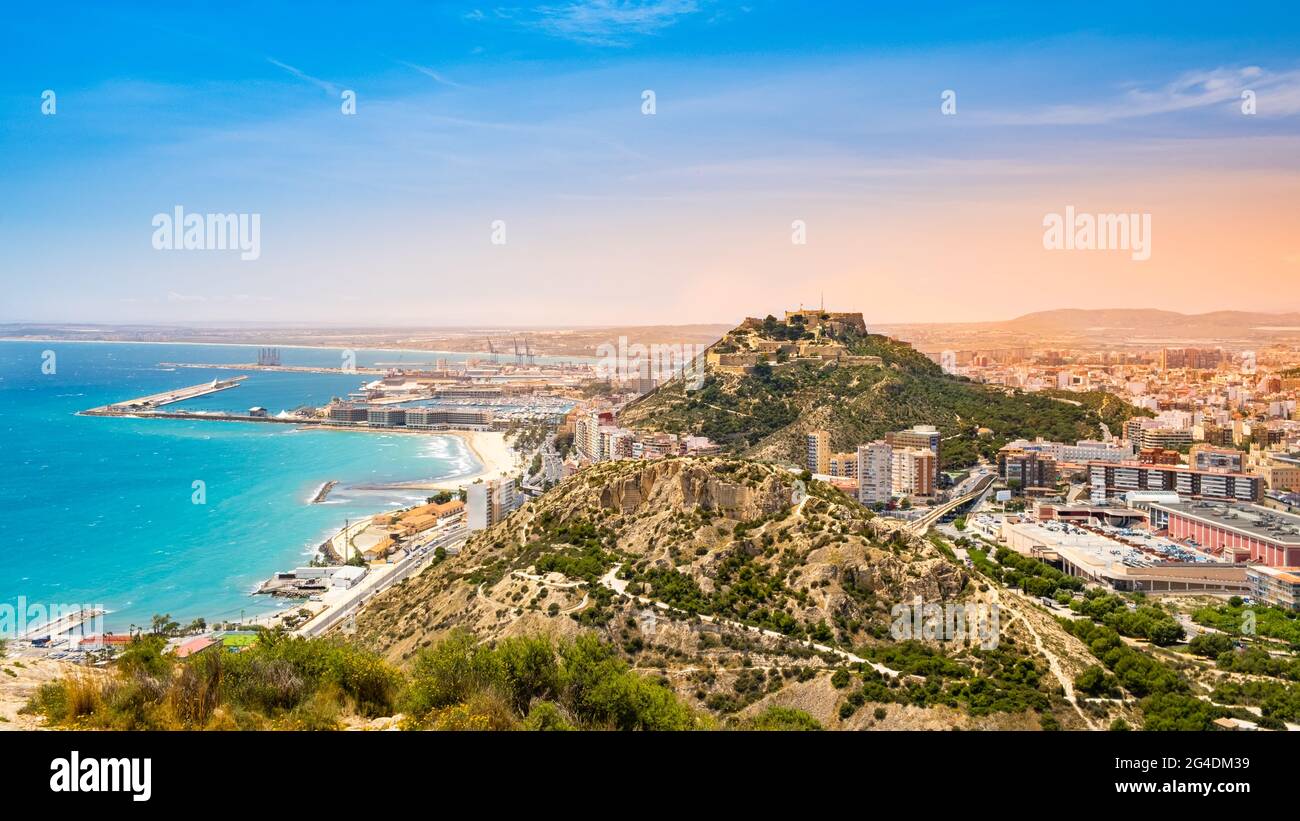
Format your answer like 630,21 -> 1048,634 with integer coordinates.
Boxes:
747,706 -> 822,730
1145,618 -> 1186,647
150,613 -> 179,636
1075,665 -> 1120,698
1188,632 -> 1234,658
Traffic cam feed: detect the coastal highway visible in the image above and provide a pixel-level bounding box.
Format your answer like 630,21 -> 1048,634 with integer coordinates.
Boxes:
296,525 -> 469,638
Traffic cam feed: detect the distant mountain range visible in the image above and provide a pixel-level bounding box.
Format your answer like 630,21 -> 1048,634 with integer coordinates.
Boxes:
874,308 -> 1300,352
996,309 -> 1300,336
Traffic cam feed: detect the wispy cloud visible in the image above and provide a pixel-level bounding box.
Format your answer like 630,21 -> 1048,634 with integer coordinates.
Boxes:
486,0 -> 704,46
397,60 -> 464,88
267,57 -> 339,95
994,66 -> 1300,125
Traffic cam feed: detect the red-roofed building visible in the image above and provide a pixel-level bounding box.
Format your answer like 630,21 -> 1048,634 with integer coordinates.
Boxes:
174,636 -> 219,658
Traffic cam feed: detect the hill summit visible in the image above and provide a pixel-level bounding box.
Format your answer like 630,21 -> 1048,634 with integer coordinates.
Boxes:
619,308 -> 1146,468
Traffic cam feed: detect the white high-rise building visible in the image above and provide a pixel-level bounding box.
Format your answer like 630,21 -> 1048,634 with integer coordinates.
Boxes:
467,478 -> 521,531
856,441 -> 892,505
891,447 -> 937,497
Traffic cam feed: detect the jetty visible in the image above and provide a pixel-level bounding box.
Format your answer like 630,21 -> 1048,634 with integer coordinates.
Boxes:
311,480 -> 339,504
82,376 -> 247,415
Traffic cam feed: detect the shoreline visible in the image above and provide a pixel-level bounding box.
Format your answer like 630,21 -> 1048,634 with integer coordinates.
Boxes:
0,336 -> 595,363
246,428 -> 515,630
303,425 -> 516,484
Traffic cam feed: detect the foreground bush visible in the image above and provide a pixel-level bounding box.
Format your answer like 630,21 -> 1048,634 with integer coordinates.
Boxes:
403,631 -> 699,730
25,633 -> 400,730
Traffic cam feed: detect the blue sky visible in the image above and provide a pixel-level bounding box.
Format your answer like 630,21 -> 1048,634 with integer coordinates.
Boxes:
3,1 -> 1299,325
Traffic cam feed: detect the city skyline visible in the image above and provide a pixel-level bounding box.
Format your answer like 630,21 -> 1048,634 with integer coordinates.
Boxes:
5,2 -> 1300,325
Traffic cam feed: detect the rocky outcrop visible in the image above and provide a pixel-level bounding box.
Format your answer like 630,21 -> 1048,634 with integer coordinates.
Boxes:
595,458 -> 790,520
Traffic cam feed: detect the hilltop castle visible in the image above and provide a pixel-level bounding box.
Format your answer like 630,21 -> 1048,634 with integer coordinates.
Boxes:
711,308 -> 879,375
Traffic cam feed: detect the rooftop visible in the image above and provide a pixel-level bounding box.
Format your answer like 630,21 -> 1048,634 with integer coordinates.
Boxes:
1153,501 -> 1300,546
1009,519 -> 1222,568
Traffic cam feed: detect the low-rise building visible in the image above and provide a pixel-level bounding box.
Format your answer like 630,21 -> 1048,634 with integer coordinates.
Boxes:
1247,564 -> 1300,610
1149,501 -> 1300,567
1002,520 -> 1248,594
327,403 -> 369,425
367,407 -> 406,428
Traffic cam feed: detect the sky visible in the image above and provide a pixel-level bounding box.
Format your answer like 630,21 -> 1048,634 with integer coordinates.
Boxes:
2,1 -> 1299,326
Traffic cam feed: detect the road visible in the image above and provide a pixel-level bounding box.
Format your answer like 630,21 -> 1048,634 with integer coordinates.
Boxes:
297,525 -> 468,637
906,473 -> 995,535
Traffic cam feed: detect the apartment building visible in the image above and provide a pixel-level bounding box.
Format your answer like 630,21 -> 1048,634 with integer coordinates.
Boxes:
885,425 -> 941,484
856,441 -> 892,505
806,431 -> 830,474
996,447 -> 1058,494
467,478 -> 521,531
891,447 -> 937,497
1190,444 -> 1245,473
1089,461 -> 1264,503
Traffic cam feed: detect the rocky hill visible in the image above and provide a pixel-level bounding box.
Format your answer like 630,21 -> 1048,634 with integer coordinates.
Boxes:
618,312 -> 1147,468
351,456 -> 1088,729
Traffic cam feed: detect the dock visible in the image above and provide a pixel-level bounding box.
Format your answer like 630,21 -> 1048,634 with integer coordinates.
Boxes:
82,376 -> 247,415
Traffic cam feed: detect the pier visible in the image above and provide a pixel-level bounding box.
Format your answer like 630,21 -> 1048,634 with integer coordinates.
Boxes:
17,607 -> 106,642
82,376 -> 247,415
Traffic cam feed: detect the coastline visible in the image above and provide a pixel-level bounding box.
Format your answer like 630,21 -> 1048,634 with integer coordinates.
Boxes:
0,336 -> 594,363
304,426 -> 517,487
244,430 -> 513,634
0,338 -> 526,635
244,428 -> 517,632
447,429 -> 518,487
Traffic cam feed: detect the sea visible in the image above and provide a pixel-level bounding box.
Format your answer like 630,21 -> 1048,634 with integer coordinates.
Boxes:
0,339 -> 557,632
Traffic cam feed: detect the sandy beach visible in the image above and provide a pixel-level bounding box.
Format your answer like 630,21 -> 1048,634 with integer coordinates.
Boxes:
305,425 -> 517,486
448,430 -> 518,486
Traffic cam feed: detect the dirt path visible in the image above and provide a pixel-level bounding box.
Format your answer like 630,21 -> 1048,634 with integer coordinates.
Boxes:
0,655 -> 96,730
598,565 -> 899,677
990,587 -> 1097,730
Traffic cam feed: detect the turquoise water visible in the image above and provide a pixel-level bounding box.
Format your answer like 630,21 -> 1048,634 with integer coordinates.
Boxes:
0,340 -> 502,631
